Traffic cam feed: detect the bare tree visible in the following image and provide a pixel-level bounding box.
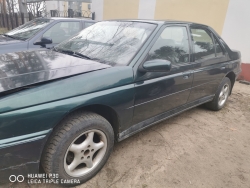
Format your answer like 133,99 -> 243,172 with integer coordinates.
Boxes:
5,0 -> 18,13
27,2 -> 42,17
5,0 -> 18,28
0,0 -> 8,14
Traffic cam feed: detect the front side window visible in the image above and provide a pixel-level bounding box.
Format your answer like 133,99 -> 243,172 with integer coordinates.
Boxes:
5,18 -> 53,40
191,28 -> 215,60
56,21 -> 156,66
146,26 -> 190,64
43,22 -> 80,44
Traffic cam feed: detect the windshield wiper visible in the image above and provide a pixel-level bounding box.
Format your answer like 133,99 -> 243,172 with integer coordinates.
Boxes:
3,34 -> 25,40
73,52 -> 92,60
3,34 -> 15,39
58,49 -> 92,60
52,46 -> 59,52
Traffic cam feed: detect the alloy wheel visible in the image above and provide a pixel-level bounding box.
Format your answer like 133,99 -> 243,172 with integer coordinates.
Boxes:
64,129 -> 107,177
218,83 -> 230,107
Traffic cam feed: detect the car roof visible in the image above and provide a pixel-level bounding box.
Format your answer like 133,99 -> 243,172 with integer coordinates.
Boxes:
36,17 -> 95,22
106,19 -> 208,27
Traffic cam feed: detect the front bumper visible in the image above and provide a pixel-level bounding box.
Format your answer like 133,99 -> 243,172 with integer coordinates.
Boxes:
0,129 -> 51,183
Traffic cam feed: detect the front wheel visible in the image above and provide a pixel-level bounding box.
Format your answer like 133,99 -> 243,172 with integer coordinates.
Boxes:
206,77 -> 231,111
41,111 -> 114,186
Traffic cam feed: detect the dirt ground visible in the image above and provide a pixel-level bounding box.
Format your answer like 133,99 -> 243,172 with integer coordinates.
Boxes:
4,81 -> 250,188
80,81 -> 250,188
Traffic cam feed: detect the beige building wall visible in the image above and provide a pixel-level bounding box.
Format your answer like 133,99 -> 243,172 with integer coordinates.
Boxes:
103,0 -> 140,20
154,0 -> 230,34
63,2 -> 68,11
82,2 -> 90,12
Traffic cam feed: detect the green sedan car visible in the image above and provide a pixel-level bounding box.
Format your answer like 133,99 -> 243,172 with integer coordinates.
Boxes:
0,20 -> 241,186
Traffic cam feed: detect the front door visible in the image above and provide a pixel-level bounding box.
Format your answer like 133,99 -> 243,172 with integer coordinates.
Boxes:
132,25 -> 194,125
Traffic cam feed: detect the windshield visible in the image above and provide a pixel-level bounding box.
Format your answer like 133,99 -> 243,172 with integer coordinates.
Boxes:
6,18 -> 53,40
56,21 -> 156,66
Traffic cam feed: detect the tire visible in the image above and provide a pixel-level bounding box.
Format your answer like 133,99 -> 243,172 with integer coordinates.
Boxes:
206,77 -> 231,111
41,111 -> 114,186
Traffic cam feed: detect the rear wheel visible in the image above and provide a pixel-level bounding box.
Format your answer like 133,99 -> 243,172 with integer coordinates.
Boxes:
41,111 -> 114,186
206,77 -> 231,111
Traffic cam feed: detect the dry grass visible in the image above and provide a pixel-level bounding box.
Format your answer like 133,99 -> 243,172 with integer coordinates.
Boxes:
0,27 -> 8,34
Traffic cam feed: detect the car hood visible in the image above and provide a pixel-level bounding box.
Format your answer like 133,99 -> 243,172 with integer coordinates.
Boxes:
0,50 -> 111,93
0,35 -> 22,45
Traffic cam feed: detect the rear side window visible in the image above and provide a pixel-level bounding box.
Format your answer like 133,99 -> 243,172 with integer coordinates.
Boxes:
213,36 -> 224,56
147,26 -> 190,64
191,28 -> 215,60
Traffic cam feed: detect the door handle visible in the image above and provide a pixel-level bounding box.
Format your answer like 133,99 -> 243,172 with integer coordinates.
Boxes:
220,66 -> 226,70
182,72 -> 191,79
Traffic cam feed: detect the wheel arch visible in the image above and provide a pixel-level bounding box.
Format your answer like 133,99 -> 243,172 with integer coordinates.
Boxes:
53,104 -> 120,140
75,104 -> 120,139
39,104 -> 120,172
225,71 -> 236,94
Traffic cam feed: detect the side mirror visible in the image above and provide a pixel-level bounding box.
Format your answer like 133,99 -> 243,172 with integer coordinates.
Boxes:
139,59 -> 171,72
34,37 -> 52,46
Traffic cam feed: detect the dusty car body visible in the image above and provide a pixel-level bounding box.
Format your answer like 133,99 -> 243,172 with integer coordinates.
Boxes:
0,20 -> 241,184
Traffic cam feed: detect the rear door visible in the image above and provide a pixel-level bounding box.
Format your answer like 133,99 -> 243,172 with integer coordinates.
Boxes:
187,25 -> 228,102
132,25 -> 194,125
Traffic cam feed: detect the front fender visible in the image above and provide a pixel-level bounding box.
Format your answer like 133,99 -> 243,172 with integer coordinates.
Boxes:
0,83 -> 134,180
0,83 -> 134,140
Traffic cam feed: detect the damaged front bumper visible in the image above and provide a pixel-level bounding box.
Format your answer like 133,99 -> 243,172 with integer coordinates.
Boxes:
0,129 -> 51,184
